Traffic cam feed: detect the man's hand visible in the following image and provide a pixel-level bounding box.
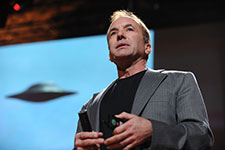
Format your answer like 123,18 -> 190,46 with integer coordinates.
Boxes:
104,112 -> 153,150
75,132 -> 104,150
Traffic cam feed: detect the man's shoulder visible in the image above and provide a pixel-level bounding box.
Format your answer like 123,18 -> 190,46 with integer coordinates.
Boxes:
148,68 -> 194,77
82,85 -> 113,109
147,68 -> 197,83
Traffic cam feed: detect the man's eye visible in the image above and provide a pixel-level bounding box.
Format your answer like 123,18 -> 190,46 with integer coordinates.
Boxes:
111,32 -> 116,36
127,28 -> 133,31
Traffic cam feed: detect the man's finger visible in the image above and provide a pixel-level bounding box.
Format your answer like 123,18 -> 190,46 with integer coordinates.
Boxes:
123,142 -> 137,150
86,144 -> 100,150
106,136 -> 134,150
113,121 -> 129,135
76,132 -> 103,140
104,130 -> 128,146
115,112 -> 136,120
75,138 -> 104,147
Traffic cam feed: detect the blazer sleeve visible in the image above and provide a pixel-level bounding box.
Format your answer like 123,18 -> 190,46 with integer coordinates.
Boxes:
148,72 -> 214,150
73,93 -> 98,150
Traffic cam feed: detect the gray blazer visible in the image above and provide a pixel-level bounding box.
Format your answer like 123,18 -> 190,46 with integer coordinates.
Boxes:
76,68 -> 214,150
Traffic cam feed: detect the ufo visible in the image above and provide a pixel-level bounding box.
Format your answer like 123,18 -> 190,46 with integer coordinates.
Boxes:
7,82 -> 77,102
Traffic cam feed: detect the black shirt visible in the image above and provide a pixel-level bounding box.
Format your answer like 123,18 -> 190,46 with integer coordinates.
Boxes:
100,70 -> 146,149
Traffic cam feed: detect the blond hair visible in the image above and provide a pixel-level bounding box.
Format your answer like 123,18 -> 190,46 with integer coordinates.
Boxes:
107,10 -> 150,44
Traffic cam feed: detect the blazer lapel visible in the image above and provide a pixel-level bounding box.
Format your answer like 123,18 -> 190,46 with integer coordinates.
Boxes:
131,68 -> 167,115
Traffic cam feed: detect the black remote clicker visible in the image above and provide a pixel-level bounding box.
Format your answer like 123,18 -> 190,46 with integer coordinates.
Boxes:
110,116 -> 127,130
78,109 -> 92,132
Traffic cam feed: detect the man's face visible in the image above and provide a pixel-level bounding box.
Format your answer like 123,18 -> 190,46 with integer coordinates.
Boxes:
107,17 -> 151,64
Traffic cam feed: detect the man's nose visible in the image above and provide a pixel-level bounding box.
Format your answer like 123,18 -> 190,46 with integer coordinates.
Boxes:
117,30 -> 126,41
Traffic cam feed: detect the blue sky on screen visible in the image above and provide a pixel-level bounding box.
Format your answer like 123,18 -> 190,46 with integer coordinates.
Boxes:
0,31 -> 154,150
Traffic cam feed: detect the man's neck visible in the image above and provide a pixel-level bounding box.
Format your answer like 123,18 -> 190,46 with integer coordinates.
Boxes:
117,59 -> 147,79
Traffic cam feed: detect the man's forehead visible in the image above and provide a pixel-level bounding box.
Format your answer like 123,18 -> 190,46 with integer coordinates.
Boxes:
109,16 -> 139,29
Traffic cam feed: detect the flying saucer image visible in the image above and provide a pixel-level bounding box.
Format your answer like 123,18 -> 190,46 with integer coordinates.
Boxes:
7,82 -> 77,102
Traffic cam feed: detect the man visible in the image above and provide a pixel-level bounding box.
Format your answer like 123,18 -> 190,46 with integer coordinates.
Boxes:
74,10 -> 214,150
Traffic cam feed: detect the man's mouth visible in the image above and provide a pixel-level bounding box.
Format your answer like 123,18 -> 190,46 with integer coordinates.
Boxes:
116,43 -> 129,49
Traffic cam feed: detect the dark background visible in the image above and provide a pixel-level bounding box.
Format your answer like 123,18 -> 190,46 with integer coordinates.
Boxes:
0,0 -> 224,149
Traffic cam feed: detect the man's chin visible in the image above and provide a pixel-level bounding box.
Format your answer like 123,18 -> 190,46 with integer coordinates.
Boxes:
111,56 -> 135,66
112,55 -> 131,62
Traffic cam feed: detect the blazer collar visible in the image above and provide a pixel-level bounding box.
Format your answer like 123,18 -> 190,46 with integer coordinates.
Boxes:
131,68 -> 167,115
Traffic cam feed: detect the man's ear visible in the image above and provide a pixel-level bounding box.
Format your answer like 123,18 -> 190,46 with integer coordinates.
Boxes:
145,43 -> 152,55
109,53 -> 112,62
